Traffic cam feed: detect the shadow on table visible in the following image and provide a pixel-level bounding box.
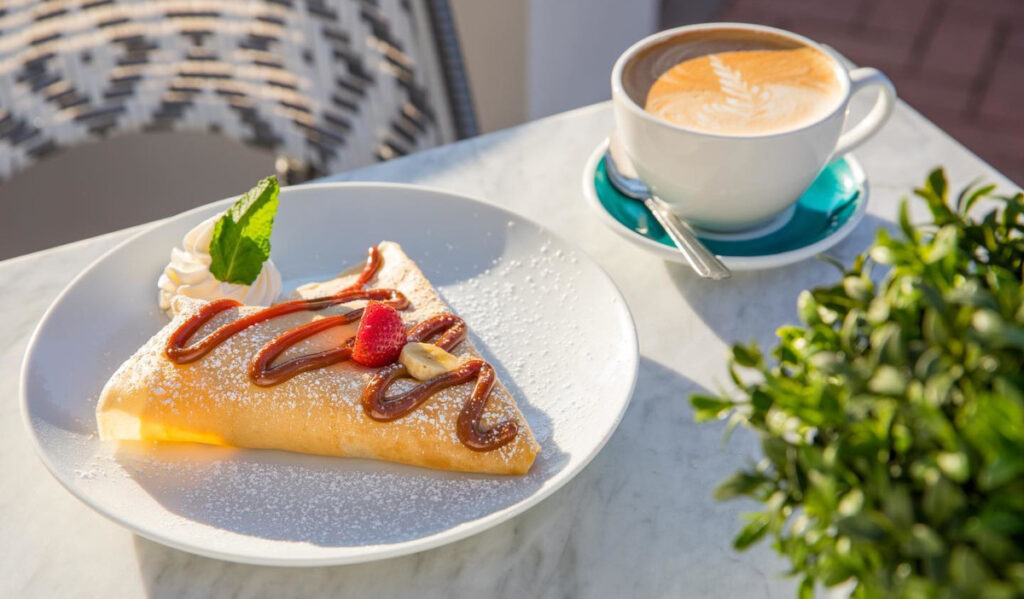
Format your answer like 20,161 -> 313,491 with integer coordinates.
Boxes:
132,357 -> 784,598
664,213 -> 893,348
116,409 -> 566,550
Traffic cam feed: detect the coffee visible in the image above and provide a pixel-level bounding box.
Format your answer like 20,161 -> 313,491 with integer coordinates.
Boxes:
642,30 -> 842,136
614,24 -> 895,230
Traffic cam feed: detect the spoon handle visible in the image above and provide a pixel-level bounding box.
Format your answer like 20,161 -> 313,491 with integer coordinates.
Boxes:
643,197 -> 731,280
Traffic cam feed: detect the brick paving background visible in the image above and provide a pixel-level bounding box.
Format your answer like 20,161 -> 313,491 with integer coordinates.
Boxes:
662,0 -> 1024,185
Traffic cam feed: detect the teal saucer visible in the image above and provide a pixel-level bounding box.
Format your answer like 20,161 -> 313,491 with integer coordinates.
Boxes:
582,140 -> 868,271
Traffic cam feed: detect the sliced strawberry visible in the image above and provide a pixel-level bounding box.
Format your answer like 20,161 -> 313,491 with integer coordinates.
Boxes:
352,301 -> 407,367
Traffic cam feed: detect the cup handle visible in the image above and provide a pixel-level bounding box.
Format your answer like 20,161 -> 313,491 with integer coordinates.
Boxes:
831,67 -> 896,158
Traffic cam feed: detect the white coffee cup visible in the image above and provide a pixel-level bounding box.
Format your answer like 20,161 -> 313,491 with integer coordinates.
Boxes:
611,23 -> 896,232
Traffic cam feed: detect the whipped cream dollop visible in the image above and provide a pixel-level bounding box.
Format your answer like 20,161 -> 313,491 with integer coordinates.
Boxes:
158,214 -> 282,318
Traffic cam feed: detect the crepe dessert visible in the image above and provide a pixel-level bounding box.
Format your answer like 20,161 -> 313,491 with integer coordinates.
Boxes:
96,241 -> 540,474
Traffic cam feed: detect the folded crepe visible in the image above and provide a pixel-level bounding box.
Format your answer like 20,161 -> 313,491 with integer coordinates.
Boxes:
96,242 -> 540,474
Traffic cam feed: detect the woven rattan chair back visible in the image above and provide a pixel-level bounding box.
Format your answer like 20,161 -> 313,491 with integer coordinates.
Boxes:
0,0 -> 477,182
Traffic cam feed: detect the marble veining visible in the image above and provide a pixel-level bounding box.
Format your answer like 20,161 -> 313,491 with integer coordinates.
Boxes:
2,101 -> 1019,598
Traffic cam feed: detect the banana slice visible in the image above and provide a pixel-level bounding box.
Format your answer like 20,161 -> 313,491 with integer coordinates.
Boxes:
400,342 -> 464,381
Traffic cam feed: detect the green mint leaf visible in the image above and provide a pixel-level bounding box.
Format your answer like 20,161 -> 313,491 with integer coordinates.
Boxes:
208,176 -> 280,285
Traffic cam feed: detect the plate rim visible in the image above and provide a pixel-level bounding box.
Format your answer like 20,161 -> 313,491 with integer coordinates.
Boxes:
581,138 -> 870,271
19,181 -> 640,567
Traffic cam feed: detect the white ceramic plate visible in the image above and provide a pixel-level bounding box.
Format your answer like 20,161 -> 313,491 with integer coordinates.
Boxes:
21,183 -> 638,566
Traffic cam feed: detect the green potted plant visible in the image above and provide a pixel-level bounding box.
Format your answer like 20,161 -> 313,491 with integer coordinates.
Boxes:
692,170 -> 1024,598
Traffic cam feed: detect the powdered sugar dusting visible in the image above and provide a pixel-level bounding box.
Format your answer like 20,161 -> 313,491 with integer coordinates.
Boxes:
98,242 -> 539,473
440,235 -> 596,448
67,441 -> 553,545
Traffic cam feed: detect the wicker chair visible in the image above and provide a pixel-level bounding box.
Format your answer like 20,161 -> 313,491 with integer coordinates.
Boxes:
0,0 -> 477,183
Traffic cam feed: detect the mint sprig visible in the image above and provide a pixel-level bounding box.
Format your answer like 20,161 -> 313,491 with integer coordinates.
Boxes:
208,176 -> 280,285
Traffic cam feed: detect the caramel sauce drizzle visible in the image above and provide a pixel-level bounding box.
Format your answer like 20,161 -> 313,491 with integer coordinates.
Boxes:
166,247 -> 406,366
164,246 -> 518,452
361,314 -> 518,451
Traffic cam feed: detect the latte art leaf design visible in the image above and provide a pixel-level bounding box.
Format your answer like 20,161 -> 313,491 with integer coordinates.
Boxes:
644,45 -> 842,135
698,55 -> 775,126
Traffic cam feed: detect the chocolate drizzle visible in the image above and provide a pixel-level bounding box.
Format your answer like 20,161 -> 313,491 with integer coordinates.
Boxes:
361,314 -> 518,451
164,246 -> 518,451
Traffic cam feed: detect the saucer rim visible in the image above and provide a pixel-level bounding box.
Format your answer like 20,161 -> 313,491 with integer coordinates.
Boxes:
581,138 -> 869,271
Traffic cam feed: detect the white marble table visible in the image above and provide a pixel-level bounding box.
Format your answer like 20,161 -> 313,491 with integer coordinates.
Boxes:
3,102 -> 1018,598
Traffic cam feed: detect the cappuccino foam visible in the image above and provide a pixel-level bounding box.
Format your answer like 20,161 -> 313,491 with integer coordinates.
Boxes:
643,34 -> 842,135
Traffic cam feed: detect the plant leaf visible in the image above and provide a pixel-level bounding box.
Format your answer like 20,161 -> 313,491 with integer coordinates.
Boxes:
959,183 -> 996,216
208,176 -> 280,285
690,394 -> 733,422
798,576 -> 814,599
733,513 -> 771,550
928,168 -> 948,202
836,514 -> 887,541
714,471 -> 767,501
